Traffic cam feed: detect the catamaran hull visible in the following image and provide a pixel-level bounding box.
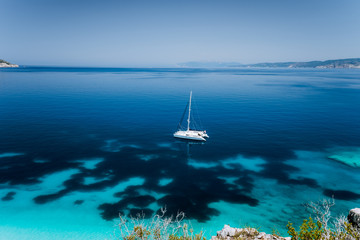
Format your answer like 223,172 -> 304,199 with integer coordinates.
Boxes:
173,134 -> 206,141
192,130 -> 209,138
173,131 -> 206,141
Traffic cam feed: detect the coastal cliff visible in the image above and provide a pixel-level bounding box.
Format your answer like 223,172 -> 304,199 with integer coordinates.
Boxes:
0,59 -> 19,68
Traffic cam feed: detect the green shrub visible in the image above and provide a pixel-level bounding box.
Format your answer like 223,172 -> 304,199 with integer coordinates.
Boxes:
287,217 -> 324,240
287,216 -> 360,240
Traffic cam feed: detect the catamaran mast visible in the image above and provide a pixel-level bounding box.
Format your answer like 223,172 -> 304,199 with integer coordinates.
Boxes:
187,91 -> 192,131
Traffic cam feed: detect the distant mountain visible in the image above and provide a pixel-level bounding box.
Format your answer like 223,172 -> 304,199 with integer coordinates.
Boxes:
242,58 -> 360,69
0,59 -> 19,68
179,58 -> 360,69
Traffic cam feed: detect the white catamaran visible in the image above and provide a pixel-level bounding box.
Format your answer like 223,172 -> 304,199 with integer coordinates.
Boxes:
173,91 -> 209,141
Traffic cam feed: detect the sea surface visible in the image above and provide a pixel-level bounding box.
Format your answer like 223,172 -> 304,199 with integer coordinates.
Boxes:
1,67 -> 360,239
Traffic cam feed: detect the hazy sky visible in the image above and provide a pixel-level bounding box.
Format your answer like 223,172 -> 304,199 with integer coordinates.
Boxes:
1,0 -> 360,67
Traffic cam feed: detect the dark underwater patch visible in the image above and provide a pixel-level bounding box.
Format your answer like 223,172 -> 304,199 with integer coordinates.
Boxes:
34,189 -> 69,204
74,200 -> 84,205
259,162 -> 319,188
287,177 -> 319,188
1,191 -> 16,201
97,194 -> 156,221
122,195 -> 157,208
98,203 -> 125,221
323,189 -> 360,200
157,195 -> 220,222
92,144 -> 261,222
234,174 -> 254,192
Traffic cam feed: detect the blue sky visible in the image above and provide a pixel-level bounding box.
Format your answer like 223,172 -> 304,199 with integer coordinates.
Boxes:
1,0 -> 360,67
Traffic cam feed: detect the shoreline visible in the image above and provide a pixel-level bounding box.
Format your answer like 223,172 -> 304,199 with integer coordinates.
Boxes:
0,63 -> 19,68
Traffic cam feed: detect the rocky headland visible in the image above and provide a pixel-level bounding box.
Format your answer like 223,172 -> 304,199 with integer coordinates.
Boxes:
0,59 -> 19,68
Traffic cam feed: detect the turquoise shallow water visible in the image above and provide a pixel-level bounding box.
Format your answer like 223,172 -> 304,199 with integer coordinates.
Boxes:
0,67 -> 360,239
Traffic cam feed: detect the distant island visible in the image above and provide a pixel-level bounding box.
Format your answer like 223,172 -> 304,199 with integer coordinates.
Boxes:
0,59 -> 19,68
179,58 -> 360,69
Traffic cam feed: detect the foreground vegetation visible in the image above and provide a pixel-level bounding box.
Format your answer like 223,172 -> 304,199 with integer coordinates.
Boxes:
115,199 -> 359,240
116,208 -> 206,240
286,199 -> 359,240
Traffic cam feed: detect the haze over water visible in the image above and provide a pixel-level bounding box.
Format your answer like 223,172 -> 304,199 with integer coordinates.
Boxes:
1,67 -> 360,239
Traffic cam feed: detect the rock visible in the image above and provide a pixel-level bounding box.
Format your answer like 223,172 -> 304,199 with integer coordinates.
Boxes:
217,225 -> 236,238
256,232 -> 266,239
211,225 -> 289,240
348,208 -> 360,229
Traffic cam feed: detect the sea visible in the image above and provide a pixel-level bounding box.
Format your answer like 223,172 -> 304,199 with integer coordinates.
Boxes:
1,67 -> 360,239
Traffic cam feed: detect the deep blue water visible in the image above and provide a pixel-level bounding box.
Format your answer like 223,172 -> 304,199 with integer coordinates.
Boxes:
1,67 -> 360,239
